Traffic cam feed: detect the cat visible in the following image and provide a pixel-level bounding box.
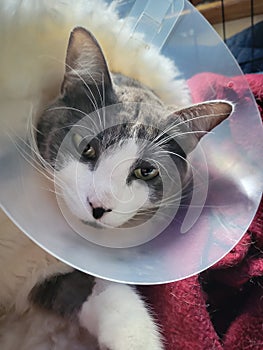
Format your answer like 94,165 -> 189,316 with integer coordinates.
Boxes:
0,24 -> 233,350
18,26 -> 232,349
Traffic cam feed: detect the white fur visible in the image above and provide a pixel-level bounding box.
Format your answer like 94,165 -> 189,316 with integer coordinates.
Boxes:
58,139 -> 149,227
79,279 -> 164,350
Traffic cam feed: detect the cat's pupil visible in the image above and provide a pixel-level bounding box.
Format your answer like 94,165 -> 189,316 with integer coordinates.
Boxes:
133,165 -> 159,181
82,144 -> 96,159
141,167 -> 154,176
83,145 -> 90,153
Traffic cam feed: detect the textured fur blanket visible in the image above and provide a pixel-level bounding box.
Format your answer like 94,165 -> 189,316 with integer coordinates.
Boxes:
139,73 -> 263,350
0,0 -> 189,107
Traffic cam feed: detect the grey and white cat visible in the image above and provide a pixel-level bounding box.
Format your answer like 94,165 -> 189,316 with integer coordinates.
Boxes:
37,27 -> 232,230
0,26 -> 232,350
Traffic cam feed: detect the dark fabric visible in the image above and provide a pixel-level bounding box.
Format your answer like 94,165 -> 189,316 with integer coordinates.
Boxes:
139,73 -> 263,350
226,21 -> 263,73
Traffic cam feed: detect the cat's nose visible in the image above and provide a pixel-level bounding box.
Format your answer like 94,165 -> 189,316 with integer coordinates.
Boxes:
92,207 -> 106,219
91,205 -> 112,220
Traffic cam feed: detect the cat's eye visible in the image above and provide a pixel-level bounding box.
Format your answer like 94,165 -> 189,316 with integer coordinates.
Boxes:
134,167 -> 159,181
72,133 -> 96,159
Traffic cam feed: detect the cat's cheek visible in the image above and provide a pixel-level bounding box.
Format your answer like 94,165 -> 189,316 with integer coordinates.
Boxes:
115,187 -> 150,226
63,189 -> 93,221
101,198 -> 150,228
55,164 -> 94,222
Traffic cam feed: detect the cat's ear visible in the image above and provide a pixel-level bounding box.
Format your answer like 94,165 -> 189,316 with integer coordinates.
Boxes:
169,101 -> 233,153
61,27 -> 112,96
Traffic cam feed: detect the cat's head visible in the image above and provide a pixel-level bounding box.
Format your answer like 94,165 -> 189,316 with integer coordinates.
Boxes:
37,27 -> 233,229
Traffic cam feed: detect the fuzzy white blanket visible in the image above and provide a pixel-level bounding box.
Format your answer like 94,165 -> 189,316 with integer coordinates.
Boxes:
0,0 -> 190,107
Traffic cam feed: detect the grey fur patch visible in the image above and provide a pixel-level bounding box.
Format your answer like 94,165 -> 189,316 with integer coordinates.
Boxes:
29,271 -> 95,317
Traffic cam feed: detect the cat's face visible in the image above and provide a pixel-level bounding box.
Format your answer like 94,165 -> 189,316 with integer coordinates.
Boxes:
37,27 -> 233,228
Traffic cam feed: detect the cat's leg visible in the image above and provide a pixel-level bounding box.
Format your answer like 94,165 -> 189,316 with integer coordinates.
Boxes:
30,272 -> 164,350
30,270 -> 96,317
78,278 -> 164,350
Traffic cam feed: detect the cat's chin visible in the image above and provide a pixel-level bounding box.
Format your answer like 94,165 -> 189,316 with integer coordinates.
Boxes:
80,219 -> 114,229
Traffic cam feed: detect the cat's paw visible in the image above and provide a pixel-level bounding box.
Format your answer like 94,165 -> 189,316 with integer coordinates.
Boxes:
98,324 -> 163,350
97,310 -> 163,350
78,280 -> 164,350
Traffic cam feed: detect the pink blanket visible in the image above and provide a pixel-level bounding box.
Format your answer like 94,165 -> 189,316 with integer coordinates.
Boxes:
139,73 -> 263,350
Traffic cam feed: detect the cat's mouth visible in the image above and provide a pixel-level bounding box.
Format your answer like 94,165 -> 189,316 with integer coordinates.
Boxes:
80,208 -> 161,230
81,219 -> 112,229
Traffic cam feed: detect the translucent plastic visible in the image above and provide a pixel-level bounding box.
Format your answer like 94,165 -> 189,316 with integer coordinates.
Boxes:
0,0 -> 262,284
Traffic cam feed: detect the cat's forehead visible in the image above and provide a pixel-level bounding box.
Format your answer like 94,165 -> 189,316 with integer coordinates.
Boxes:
72,119 -> 158,148
98,122 -> 159,147
95,138 -> 140,177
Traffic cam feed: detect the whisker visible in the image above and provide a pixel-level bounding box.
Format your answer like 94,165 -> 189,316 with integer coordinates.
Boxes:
47,106 -> 100,134
152,130 -> 214,149
101,73 -> 106,129
49,189 -> 64,198
26,111 -> 55,173
152,183 -> 194,207
65,62 -> 99,112
155,150 -> 203,177
85,71 -> 105,131
38,186 -> 64,197
151,111 -> 227,145
38,54 -> 100,113
9,120 -> 67,189
8,135 -> 56,185
178,203 -> 230,209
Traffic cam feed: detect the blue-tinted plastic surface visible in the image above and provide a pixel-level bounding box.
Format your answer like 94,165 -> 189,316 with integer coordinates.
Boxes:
0,0 -> 262,284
